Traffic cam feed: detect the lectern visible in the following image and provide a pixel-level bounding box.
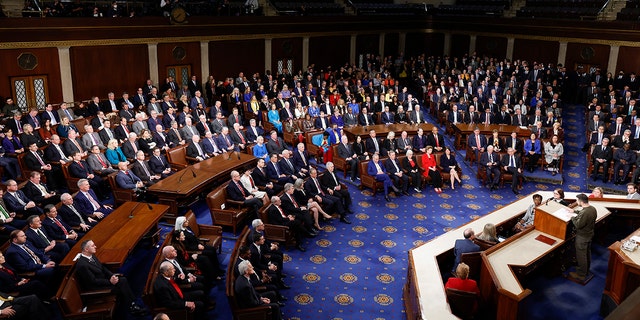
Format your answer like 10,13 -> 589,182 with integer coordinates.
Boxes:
533,200 -> 574,240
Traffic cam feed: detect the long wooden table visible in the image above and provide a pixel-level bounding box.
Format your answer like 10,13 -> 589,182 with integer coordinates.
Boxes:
342,123 -> 435,141
148,152 -> 258,217
59,201 -> 168,272
405,193 -> 640,320
452,123 -> 532,150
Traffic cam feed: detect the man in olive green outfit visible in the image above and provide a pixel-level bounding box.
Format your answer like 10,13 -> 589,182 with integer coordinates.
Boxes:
568,193 -> 597,281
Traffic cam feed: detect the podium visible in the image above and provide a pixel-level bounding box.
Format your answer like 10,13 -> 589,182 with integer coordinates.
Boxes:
533,200 -> 574,240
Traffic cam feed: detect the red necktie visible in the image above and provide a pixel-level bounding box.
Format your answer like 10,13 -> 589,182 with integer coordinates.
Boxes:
314,179 -> 325,196
277,206 -> 286,218
77,161 -> 84,169
435,135 -> 439,147
289,194 -> 299,208
53,218 -> 68,235
97,155 -> 108,168
238,131 -> 245,144
0,267 -> 14,277
249,176 -> 256,188
236,182 -> 246,197
169,279 -> 184,299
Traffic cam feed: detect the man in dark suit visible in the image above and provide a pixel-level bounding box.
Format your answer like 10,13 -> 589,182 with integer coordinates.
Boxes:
0,189 -> 27,233
321,162 -> 353,211
501,133 -> 521,158
591,137 -> 613,182
367,154 -> 399,202
24,142 -> 64,191
496,106 -> 512,125
5,230 -> 56,282
131,150 -> 161,186
501,147 -> 523,195
278,150 -> 301,180
155,261 -> 206,320
58,193 -> 97,232
161,245 -> 210,292
76,240 -> 147,316
267,197 -> 308,252
75,179 -> 113,218
252,158 -> 283,197
467,127 -> 487,162
42,204 -> 81,247
291,143 -> 311,175
280,183 -> 316,233
453,228 -> 481,272
336,136 -> 359,181
265,131 -> 286,155
148,147 -> 174,178
167,121 -> 185,147
21,171 -> 60,207
42,103 -> 60,125
305,168 -> 350,224
314,111 -> 330,130
187,135 -> 209,162
511,109 -> 528,127
3,180 -> 43,217
230,123 -> 248,151
365,130 -> 382,155
481,146 -> 501,190
25,215 -> 69,264
216,128 -> 236,153
385,151 -> 409,196
69,152 -> 108,198
121,133 -> 140,160
412,128 -> 428,153
227,171 -> 263,219
358,108 -> 375,126
245,119 -> 264,143
62,130 -> 86,157
98,120 -> 117,145
115,162 -> 146,191
427,127 -> 445,152
234,261 -> 283,320
5,112 -> 24,135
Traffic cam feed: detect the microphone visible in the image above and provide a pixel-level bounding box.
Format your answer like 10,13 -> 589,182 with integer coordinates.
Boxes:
146,202 -> 153,210
129,202 -> 141,218
545,197 -> 553,205
190,167 -> 197,178
177,167 -> 189,184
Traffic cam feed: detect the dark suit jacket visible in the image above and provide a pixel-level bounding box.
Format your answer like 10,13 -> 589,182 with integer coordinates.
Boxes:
115,170 -> 141,189
62,138 -> 84,157
226,181 -> 250,202
58,203 -> 94,227
427,134 -> 445,149
365,137 -> 382,154
114,124 -> 132,142
41,110 -> 60,124
186,141 -> 206,159
245,126 -> 264,143
23,150 -> 47,171
278,158 -> 297,177
68,160 -> 92,178
480,152 -> 500,168
500,153 -> 523,168
76,255 -> 113,291
280,193 -> 305,216
358,113 -> 375,126
592,145 -> 613,162
21,181 -> 54,205
121,140 -> 139,159
266,138 -> 285,155
234,275 -> 263,309
251,167 -> 271,187
74,189 -> 106,216
149,155 -> 171,174
319,171 -> 341,190
5,242 -> 48,272
412,135 -> 428,150
98,128 -> 115,145
2,191 -> 33,215
42,216 -> 74,241
384,158 -> 403,175
153,275 -> 185,309
131,160 -> 155,182
291,150 -> 310,171
511,114 -> 529,127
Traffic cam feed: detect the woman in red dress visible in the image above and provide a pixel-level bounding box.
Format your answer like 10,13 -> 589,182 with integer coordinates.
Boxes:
421,146 -> 443,193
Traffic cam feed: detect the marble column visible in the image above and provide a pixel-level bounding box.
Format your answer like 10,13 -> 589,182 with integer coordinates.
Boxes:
607,45 -> 620,74
506,37 -> 515,61
147,43 -> 159,86
302,37 -> 310,69
57,46 -> 74,103
469,34 -> 477,54
200,41 -> 209,81
265,38 -> 272,73
557,41 -> 568,67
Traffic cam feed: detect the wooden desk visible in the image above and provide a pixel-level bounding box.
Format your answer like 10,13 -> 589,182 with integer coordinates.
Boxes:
341,123 -> 435,141
534,200 -> 574,240
604,228 -> 640,307
405,193 -> 634,320
149,152 -> 258,217
452,123 -> 532,149
59,202 -> 168,272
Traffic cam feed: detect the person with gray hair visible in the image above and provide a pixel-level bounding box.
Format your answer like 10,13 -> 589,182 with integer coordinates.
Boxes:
154,261 -> 205,320
267,195 -> 310,252
234,260 -> 284,320
227,170 -> 263,220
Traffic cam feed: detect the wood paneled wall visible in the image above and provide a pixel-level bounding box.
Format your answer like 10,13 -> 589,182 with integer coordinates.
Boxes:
476,36 -> 507,59
513,39 -> 559,65
271,38 -> 302,74
209,40 -> 264,81
356,34 -> 379,57
0,48 -> 62,104
566,43 -> 610,72
616,46 -> 640,75
70,45 -> 148,100
450,34 -> 470,58
309,36 -> 350,69
157,42 -> 202,85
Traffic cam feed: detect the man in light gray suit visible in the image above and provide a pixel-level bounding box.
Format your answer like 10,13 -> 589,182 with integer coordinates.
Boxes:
81,125 -> 106,150
180,117 -> 199,142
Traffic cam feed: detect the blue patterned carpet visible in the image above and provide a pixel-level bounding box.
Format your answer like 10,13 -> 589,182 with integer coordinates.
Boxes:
113,104 -> 616,320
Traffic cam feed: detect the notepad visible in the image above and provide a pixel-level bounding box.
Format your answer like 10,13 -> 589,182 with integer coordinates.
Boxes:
535,234 -> 557,245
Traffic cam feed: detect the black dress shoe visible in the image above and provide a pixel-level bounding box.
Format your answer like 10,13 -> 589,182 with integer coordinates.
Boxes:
279,282 -> 291,289
129,303 -> 148,316
513,189 -> 519,195
296,245 -> 306,252
340,217 -> 352,224
385,195 -> 391,202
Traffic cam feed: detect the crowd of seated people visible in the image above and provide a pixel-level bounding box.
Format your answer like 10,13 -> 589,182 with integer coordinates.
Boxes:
0,48 -> 639,318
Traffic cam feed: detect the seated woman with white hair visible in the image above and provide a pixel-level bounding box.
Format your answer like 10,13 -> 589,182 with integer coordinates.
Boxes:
174,216 -> 225,277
